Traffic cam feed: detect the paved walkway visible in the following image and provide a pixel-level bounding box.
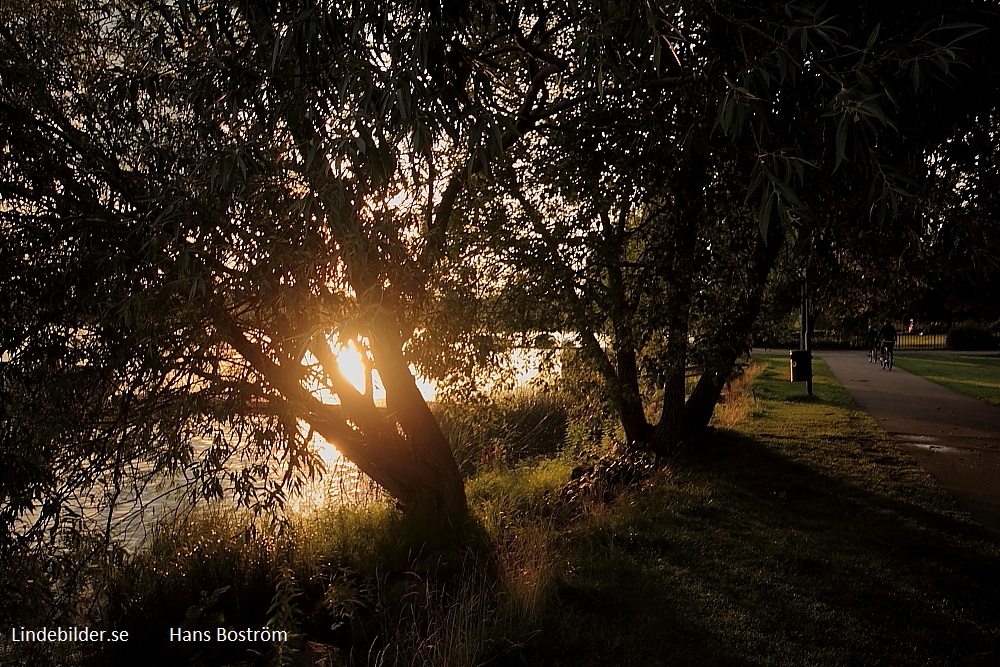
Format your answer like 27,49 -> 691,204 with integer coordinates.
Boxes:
816,350 -> 1000,533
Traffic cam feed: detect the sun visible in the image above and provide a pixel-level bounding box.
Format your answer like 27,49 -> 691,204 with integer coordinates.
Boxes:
330,339 -> 436,403
334,340 -> 369,394
302,337 -> 437,409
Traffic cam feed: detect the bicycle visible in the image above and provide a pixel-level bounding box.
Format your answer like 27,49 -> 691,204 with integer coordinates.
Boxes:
878,342 -> 894,370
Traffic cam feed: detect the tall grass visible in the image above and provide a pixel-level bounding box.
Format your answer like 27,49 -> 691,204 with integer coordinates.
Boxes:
711,361 -> 762,428
88,502 -> 415,666
369,461 -> 571,666
76,454 -> 571,667
435,390 -> 572,474
372,522 -> 559,667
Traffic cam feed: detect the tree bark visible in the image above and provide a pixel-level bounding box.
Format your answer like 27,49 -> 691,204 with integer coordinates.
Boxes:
682,223 -> 786,439
649,141 -> 707,457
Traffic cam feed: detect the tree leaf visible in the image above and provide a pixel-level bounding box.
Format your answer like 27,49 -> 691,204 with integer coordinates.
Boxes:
834,117 -> 848,172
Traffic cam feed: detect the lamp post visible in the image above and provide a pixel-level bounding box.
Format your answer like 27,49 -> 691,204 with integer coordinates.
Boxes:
800,266 -> 812,395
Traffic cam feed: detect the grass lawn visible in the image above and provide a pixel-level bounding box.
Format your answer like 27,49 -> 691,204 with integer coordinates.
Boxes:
893,354 -> 1000,406
521,355 -> 1000,666
36,357 -> 999,667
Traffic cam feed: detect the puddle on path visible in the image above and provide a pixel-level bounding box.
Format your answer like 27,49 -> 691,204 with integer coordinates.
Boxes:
903,442 -> 963,454
892,433 -> 963,453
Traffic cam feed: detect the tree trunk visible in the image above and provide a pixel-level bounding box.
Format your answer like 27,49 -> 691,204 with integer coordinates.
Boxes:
649,140 -> 706,457
651,360 -> 687,458
223,313 -> 470,548
611,329 -> 655,446
602,206 -> 655,449
682,223 -> 785,439
369,313 -> 469,533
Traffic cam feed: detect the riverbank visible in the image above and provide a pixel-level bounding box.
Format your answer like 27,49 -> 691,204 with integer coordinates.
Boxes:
4,357 -> 998,666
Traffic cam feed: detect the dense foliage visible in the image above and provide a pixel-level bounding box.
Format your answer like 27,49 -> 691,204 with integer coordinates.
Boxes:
1,0 -> 998,594
462,0 -> 998,454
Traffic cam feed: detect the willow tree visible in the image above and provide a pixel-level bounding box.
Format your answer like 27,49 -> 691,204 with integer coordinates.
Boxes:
473,0 -> 988,457
0,0 -> 585,556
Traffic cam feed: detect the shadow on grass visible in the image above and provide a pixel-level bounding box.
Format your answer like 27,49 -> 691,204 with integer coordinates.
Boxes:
783,393 -> 822,403
696,429 -> 996,544
518,429 -> 1000,667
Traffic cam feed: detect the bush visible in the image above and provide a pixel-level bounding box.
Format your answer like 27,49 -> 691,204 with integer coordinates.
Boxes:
560,448 -> 657,505
946,324 -> 999,351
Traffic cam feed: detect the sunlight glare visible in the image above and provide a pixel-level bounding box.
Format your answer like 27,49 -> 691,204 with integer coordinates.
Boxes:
333,339 -> 436,402
311,430 -> 343,467
335,341 -> 369,394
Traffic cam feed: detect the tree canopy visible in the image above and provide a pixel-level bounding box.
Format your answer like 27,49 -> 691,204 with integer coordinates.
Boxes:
2,0 -> 998,559
462,0 -> 995,454
1,0 -> 568,546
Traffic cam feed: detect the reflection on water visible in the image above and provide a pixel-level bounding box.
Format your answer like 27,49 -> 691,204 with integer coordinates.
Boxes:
288,434 -> 383,511
28,433 -> 378,552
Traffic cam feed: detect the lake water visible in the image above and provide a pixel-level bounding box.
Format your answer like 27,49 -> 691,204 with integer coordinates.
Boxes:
21,346 -> 558,551
22,433 -> 377,551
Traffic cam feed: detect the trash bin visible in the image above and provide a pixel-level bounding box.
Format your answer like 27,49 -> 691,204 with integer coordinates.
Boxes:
789,350 -> 812,382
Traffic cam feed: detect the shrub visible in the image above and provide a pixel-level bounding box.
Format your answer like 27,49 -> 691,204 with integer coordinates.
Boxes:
947,323 -> 999,350
560,448 -> 657,506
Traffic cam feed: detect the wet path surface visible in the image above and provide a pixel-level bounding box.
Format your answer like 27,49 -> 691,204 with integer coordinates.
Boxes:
817,350 -> 1000,533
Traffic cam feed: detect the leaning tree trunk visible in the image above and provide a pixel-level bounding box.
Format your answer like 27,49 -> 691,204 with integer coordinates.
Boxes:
682,223 -> 785,439
222,312 -> 469,549
367,313 -> 469,535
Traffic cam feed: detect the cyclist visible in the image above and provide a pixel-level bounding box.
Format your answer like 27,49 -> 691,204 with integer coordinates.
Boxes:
877,320 -> 897,364
863,324 -> 879,362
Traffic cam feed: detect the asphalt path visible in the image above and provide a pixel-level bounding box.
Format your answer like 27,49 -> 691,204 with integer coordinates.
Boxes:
816,350 -> 1000,533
